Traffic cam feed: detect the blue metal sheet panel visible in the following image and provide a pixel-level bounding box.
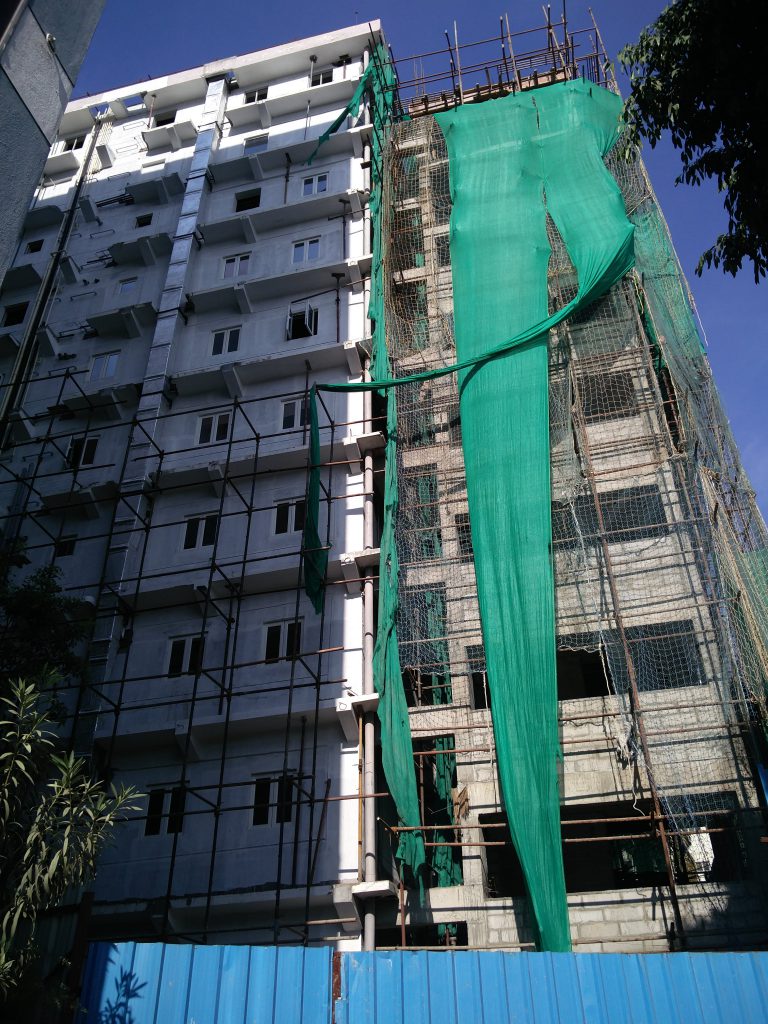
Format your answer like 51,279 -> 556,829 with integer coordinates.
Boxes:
80,944 -> 768,1024
336,950 -> 768,1024
79,942 -> 332,1023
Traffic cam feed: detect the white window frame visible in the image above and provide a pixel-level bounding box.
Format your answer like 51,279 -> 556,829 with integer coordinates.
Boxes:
244,85 -> 268,103
280,398 -> 307,432
292,238 -> 320,264
263,619 -> 303,663
90,352 -> 119,381
211,326 -> 240,356
286,301 -> 318,340
63,134 -> 86,152
310,66 -> 333,87
273,498 -> 306,536
222,252 -> 251,279
302,173 -> 328,197
66,434 -> 99,469
197,410 -> 231,445
166,634 -> 205,677
182,513 -> 218,551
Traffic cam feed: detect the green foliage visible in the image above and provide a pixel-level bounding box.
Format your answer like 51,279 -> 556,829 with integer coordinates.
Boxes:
620,0 -> 767,281
0,679 -> 139,998
0,546 -> 90,690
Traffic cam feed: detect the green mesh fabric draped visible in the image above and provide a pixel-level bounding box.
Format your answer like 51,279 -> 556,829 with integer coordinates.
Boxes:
434,79 -> 632,953
304,79 -> 635,946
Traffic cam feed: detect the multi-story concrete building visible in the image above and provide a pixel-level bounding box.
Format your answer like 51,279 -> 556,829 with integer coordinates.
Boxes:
1,15 -> 766,961
0,0 -> 105,285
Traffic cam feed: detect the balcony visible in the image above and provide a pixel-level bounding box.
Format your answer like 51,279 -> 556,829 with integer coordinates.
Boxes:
125,171 -> 184,205
187,254 -> 371,316
53,381 -> 141,421
108,231 -> 173,267
86,302 -> 157,339
23,203 -> 64,232
1,261 -> 43,294
43,150 -> 80,177
225,98 -> 271,131
199,187 -> 368,245
209,122 -> 371,185
141,120 -> 198,152
170,337 -> 366,399
257,71 -> 362,121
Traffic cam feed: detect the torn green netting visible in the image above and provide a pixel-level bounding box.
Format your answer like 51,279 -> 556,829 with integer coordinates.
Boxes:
303,80 -> 635,942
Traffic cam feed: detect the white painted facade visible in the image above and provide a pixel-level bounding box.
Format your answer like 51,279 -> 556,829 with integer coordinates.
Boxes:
0,23 -> 382,949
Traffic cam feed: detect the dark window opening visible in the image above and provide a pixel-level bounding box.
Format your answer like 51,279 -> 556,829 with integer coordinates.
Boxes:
467,645 -> 490,710
413,736 -> 462,889
25,239 -> 43,254
265,624 -> 281,663
287,305 -> 318,339
54,536 -> 76,557
401,383 -> 435,448
655,362 -> 683,450
286,620 -> 301,660
294,500 -> 305,531
376,921 -> 468,949
154,112 -> 175,127
167,786 -> 185,833
402,667 -> 450,708
552,484 -> 668,548
447,403 -> 462,446
480,812 -> 525,898
435,233 -> 450,267
2,302 -> 29,328
400,468 -> 442,562
455,513 -> 473,563
579,370 -> 638,423
276,775 -> 294,823
252,778 -> 271,825
245,86 -> 268,102
145,790 -> 165,836
135,213 -> 153,228
275,503 -> 290,535
63,135 -> 86,151
311,68 -> 333,87
556,648 -> 610,701
67,436 -> 98,469
235,188 -> 261,212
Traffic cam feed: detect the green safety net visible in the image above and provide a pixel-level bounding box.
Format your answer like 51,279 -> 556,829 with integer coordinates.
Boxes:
303,79 -> 635,946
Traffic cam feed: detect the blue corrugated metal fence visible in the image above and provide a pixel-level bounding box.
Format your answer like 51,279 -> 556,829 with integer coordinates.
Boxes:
77,943 -> 768,1023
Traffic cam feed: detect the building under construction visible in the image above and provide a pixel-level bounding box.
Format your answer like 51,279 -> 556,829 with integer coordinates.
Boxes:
0,13 -> 767,968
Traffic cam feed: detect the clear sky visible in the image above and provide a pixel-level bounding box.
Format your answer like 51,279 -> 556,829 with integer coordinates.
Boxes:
74,0 -> 767,517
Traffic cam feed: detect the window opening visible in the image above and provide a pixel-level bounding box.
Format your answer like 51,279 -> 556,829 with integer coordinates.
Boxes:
153,112 -> 176,128
455,513 -> 473,563
167,635 -> 205,677
556,648 -> 610,700
552,484 -> 669,548
144,790 -> 165,836
292,238 -> 320,264
54,537 -> 77,558
579,370 -> 638,422
198,411 -> 231,444
400,467 -> 442,561
244,134 -> 268,156
222,252 -> 250,278
67,436 -> 98,469
286,301 -> 318,339
252,778 -> 271,825
212,326 -> 240,356
310,67 -> 333,87
467,645 -> 490,710
244,86 -> 268,103
183,514 -> 217,549
135,213 -> 153,228
281,398 -> 307,431
90,352 -> 119,381
302,174 -> 328,197
167,786 -> 185,834
119,277 -> 137,294
63,135 -> 86,151
275,500 -> 306,535
25,239 -> 43,254
235,188 -> 261,212
2,302 -> 29,328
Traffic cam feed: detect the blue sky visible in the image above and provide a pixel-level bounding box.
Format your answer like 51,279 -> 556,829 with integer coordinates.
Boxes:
75,0 -> 767,517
